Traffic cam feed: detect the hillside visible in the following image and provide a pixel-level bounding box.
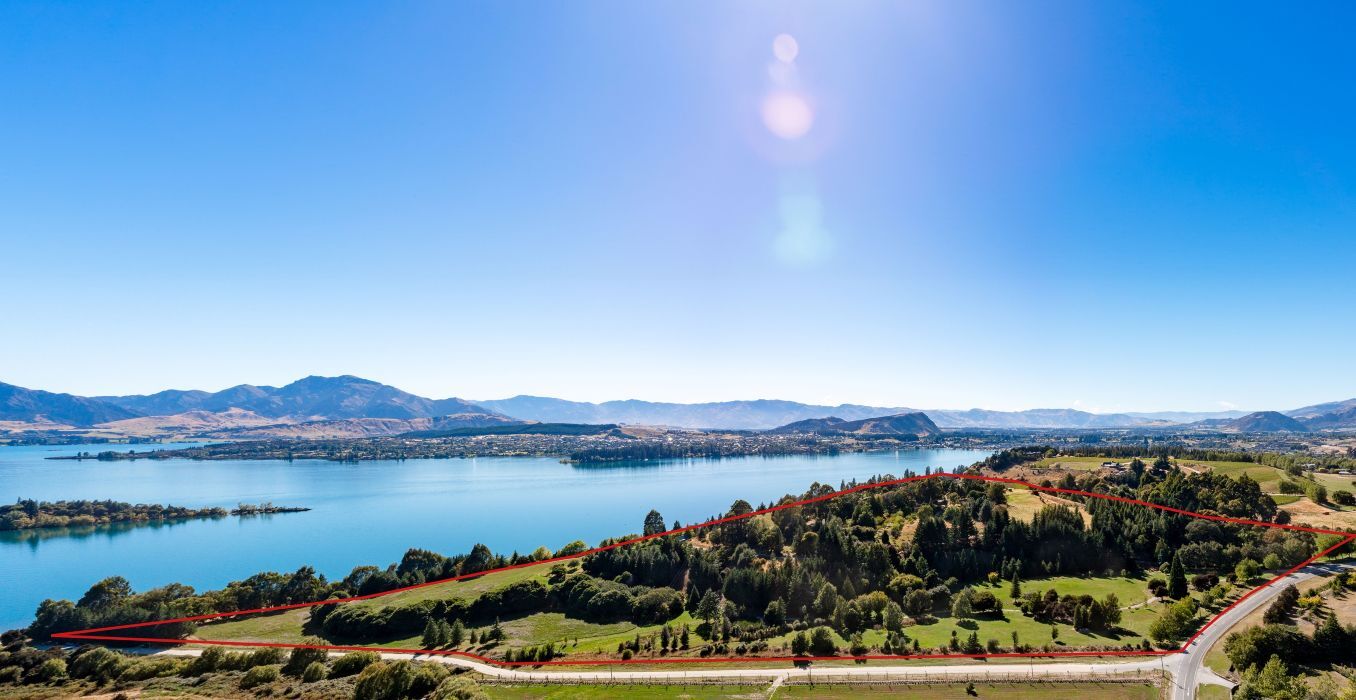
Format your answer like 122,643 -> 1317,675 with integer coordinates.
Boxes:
840,412 -> 943,436
98,375 -> 496,421
93,408 -> 288,436
1301,406 -> 1356,430
0,382 -> 137,427
924,408 -> 1153,429
473,396 -> 919,430
1286,397 -> 1356,420
1222,411 -> 1310,433
768,412 -> 941,437
200,412 -> 518,439
475,397 -> 1167,430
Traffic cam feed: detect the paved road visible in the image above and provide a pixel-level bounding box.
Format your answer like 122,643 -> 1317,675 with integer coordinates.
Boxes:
120,559 -> 1356,698
1170,559 -> 1356,700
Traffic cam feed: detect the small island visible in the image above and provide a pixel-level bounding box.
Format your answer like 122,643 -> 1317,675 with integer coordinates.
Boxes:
0,499 -> 309,531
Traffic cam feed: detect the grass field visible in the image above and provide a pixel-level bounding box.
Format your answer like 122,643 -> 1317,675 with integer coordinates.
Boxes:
1279,498 -> 1356,530
976,574 -> 1151,607
1196,684 -> 1231,700
1003,489 -> 1091,526
479,682 -> 1160,699
349,562 -> 551,610
202,562 -> 558,645
1310,471 -> 1356,493
1177,460 -> 1288,490
202,571 -> 1163,660
1031,456 -> 1123,471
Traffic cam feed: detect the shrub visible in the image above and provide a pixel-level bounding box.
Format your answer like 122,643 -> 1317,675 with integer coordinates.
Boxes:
1223,624 -> 1311,671
240,664 -> 280,689
631,588 -> 683,624
282,641 -> 328,676
408,663 -> 450,697
69,646 -> 128,683
182,647 -> 222,676
352,660 -> 415,700
809,627 -> 837,655
431,675 -> 488,700
35,658 -> 67,683
228,647 -> 285,670
329,651 -> 380,678
0,667 -> 20,684
301,661 -> 326,683
117,657 -> 185,681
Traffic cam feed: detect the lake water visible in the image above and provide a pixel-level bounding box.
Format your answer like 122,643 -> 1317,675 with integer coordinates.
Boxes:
0,444 -> 990,631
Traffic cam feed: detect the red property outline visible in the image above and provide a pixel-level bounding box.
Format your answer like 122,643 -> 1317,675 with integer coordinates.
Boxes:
52,472 -> 1356,666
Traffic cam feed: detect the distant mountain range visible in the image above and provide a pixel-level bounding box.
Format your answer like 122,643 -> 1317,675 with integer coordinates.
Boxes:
95,375 -> 489,421
2,375 -> 1355,435
476,396 -> 1284,431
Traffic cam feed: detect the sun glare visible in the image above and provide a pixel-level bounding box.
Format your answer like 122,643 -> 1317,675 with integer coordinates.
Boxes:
762,91 -> 814,140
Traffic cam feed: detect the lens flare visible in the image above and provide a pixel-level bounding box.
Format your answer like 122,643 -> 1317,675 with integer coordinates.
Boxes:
761,92 -> 814,140
772,33 -> 799,63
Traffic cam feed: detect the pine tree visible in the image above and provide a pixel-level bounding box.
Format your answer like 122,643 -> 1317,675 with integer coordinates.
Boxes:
643,509 -> 667,536
449,619 -> 466,647
421,618 -> 441,649
1009,572 -> 1022,599
1168,553 -> 1188,599
1313,612 -> 1348,662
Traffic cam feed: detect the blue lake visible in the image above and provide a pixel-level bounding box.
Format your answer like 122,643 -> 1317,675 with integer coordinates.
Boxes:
0,444 -> 989,631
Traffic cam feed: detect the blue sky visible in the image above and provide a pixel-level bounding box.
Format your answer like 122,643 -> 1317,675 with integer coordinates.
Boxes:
2,1 -> 1353,412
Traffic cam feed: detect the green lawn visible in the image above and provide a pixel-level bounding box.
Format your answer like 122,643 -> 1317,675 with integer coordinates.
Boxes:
480,683 -> 1160,700
481,685 -> 764,699
977,574 -> 1152,607
196,608 -> 313,644
1311,471 -> 1356,493
348,563 -> 552,610
1031,456 -> 1124,471
201,574 -> 1160,660
200,562 -> 558,645
751,576 -> 1162,656
200,606 -> 709,659
1178,460 -> 1288,490
895,605 -> 1157,651
1204,642 -> 1232,677
1196,684 -> 1231,700
499,611 -> 709,656
780,683 -> 1158,699
1270,494 -> 1303,506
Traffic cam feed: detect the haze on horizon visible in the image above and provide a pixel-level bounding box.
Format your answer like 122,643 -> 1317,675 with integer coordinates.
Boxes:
2,2 -> 1353,414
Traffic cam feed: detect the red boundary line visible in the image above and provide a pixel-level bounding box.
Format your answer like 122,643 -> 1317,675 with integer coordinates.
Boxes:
52,472 -> 1356,667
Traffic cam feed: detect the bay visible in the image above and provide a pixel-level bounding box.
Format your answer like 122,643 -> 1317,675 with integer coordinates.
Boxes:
0,444 -> 989,631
